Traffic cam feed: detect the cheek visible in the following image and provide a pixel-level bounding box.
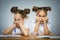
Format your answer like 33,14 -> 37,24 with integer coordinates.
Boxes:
21,19 -> 24,21
14,21 -> 17,23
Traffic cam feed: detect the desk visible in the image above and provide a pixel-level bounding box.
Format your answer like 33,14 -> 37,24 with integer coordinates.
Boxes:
0,35 -> 60,40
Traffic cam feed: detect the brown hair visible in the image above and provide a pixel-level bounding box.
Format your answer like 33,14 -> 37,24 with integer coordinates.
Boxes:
32,6 -> 51,12
11,7 -> 30,18
32,6 -> 51,15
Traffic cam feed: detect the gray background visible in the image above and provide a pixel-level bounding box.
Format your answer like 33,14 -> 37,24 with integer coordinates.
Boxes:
0,0 -> 60,34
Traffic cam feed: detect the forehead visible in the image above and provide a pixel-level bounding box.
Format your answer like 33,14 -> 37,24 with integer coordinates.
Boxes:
14,13 -> 22,18
37,10 -> 46,15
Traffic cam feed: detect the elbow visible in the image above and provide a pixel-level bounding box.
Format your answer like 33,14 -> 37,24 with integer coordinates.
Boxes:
45,33 -> 49,35
24,33 -> 29,36
24,31 -> 29,36
2,30 -> 8,35
44,32 -> 50,35
24,29 -> 29,36
2,31 -> 6,35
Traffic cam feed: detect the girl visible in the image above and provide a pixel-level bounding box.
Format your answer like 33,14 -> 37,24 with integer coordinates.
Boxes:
2,7 -> 30,36
30,6 -> 52,35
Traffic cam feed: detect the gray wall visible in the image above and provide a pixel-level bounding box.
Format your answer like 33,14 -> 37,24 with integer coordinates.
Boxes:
0,0 -> 60,34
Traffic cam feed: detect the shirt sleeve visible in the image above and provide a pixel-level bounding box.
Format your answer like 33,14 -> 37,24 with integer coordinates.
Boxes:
24,23 -> 29,29
47,20 -> 52,32
29,19 -> 36,34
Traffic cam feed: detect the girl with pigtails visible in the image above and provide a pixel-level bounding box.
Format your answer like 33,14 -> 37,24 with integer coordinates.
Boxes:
30,6 -> 52,36
3,7 -> 30,36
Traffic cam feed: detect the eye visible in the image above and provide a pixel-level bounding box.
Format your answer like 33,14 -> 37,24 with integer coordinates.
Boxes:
14,19 -> 16,21
43,15 -> 46,17
38,15 -> 41,17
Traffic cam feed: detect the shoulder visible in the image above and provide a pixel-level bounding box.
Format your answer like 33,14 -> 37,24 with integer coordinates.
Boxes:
23,21 -> 29,29
47,19 -> 53,32
30,19 -> 36,26
47,19 -> 52,26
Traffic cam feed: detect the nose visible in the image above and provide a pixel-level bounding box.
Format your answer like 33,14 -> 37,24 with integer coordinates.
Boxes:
39,17 -> 43,21
39,17 -> 42,19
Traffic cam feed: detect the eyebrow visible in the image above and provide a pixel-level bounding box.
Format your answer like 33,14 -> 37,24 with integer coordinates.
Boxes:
17,19 -> 20,20
14,18 -> 21,20
38,15 -> 46,16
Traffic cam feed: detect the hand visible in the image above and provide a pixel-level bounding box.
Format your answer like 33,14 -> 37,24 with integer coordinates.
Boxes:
12,22 -> 16,27
13,21 -> 20,28
36,16 -> 41,23
18,20 -> 24,27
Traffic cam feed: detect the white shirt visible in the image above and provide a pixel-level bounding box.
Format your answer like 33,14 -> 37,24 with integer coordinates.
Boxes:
12,23 -> 29,35
29,19 -> 52,35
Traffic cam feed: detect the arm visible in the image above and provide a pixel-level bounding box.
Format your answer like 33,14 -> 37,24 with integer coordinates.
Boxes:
34,16 -> 41,35
34,22 -> 40,33
19,24 -> 29,36
2,24 -> 15,35
44,21 -> 50,35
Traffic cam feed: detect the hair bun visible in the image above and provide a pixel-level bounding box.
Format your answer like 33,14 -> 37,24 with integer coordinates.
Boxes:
44,7 -> 51,11
32,6 -> 38,12
24,8 -> 30,14
32,6 -> 51,12
11,7 -> 18,13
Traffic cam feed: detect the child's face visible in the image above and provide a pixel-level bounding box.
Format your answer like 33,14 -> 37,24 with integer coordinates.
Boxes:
14,13 -> 24,27
36,10 -> 47,23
